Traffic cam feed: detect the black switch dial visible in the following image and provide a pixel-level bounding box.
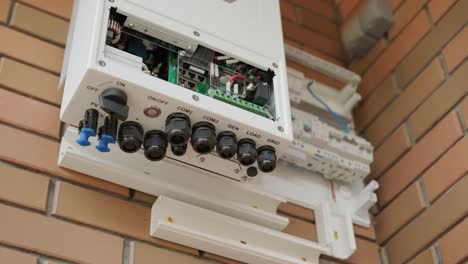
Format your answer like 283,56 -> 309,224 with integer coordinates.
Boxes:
99,88 -> 129,121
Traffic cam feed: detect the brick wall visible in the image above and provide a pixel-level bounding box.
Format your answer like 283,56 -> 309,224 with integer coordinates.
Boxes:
341,0 -> 467,263
0,0 -> 383,263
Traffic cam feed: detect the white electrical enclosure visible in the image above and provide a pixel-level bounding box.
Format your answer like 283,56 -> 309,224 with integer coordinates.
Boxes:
59,1 -> 378,263
60,0 -> 292,179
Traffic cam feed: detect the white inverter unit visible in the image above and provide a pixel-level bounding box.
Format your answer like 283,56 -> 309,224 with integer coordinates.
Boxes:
60,0 -> 292,179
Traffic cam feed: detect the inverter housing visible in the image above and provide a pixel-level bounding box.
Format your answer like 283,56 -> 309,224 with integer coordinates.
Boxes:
59,0 -> 293,180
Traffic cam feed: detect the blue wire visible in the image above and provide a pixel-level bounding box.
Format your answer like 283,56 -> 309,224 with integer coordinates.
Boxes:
306,81 -> 350,134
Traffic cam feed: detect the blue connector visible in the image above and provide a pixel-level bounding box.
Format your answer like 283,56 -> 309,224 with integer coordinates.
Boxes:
76,128 -> 96,146
96,134 -> 116,152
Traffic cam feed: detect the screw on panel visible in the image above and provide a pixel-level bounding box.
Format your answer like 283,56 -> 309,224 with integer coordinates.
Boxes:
234,169 -> 240,174
241,176 -> 247,181
179,50 -> 186,56
192,95 -> 199,101
334,231 -> 339,240
277,126 -> 284,132
167,217 -> 174,223
128,23 -> 134,28
193,31 -> 200,37
301,257 -> 307,262
240,240 -> 247,245
199,157 -> 205,162
98,60 -> 106,67
272,63 -> 278,68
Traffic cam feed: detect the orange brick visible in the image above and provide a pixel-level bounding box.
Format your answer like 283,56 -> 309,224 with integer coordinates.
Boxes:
10,3 -> 69,45
346,238 -> 381,264
0,0 -> 10,22
0,162 -> 49,211
407,247 -> 436,264
0,203 -> 123,263
386,176 -> 468,264
358,11 -> 430,98
409,60 -> 468,139
0,124 -> 129,197
438,219 -> 468,264
295,0 -> 337,20
428,0 -> 458,23
298,9 -> 339,40
370,125 -> 412,180
423,136 -> 468,202
282,20 -> 343,60
339,0 -> 360,21
388,0 -> 428,40
353,225 -> 377,241
277,202 -> 315,222
281,215 -> 317,242
17,0 -> 73,20
366,58 -> 444,145
396,0 -> 468,87
349,38 -> 387,75
443,26 -> 468,73
355,76 -> 397,132
0,58 -> 62,105
130,241 -> 208,264
280,0 -> 296,22
377,111 -> 464,207
133,191 -> 157,204
0,89 -> 60,138
0,26 -> 63,74
461,96 -> 468,128
0,247 -> 37,263
201,252 -> 245,264
53,181 -> 198,255
376,183 -> 425,243
389,0 -> 405,10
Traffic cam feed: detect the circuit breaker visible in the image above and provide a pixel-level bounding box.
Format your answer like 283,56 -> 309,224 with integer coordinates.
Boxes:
59,0 -> 292,179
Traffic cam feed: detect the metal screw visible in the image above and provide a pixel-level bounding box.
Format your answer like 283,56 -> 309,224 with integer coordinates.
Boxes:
187,45 -> 192,50
241,176 -> 247,181
193,31 -> 200,37
192,95 -> 199,101
272,62 -> 278,68
234,169 -> 240,174
167,217 -> 174,223
199,157 -> 205,162
277,126 -> 284,132
98,60 -> 106,67
301,257 -> 307,262
128,23 -> 134,28
179,50 -> 186,56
